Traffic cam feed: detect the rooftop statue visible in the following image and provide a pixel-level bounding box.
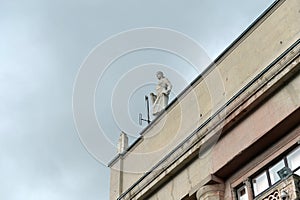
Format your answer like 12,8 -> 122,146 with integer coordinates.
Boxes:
150,71 -> 172,116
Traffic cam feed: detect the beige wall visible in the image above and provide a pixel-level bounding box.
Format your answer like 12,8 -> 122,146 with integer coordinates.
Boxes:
146,65 -> 300,199
110,0 -> 300,199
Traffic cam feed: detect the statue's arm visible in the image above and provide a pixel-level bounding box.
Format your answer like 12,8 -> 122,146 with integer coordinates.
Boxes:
164,78 -> 172,95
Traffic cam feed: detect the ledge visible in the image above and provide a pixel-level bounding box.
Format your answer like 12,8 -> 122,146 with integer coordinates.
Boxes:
108,0 -> 285,168
118,39 -> 300,200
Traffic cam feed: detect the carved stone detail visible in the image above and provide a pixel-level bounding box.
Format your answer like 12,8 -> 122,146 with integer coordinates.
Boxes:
196,184 -> 225,200
262,190 -> 279,200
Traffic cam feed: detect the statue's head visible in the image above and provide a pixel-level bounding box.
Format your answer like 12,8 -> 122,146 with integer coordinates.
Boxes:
156,71 -> 164,79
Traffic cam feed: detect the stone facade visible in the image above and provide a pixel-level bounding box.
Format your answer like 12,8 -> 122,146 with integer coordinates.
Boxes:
109,0 -> 300,199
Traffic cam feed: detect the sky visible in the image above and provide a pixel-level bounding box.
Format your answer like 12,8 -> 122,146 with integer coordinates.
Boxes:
0,0 -> 275,199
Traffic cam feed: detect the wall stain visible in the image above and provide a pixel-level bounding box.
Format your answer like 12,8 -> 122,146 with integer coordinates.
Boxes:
187,167 -> 192,189
170,180 -> 175,200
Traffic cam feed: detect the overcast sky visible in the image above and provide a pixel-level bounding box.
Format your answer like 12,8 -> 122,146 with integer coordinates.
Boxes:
0,0 -> 275,199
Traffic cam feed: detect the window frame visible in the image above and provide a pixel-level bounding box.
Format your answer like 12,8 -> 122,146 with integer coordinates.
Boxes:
250,145 -> 300,197
252,170 -> 270,196
236,184 -> 249,200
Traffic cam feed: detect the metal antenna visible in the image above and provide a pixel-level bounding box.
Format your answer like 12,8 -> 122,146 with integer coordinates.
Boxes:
139,95 -> 151,125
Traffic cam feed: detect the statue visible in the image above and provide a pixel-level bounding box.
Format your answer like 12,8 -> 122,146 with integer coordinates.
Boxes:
150,71 -> 172,116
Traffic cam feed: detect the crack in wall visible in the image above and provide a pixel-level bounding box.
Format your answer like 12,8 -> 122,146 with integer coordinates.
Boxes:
187,167 -> 193,190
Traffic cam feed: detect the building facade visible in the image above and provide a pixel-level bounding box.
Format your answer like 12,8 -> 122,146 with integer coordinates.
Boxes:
109,0 -> 300,199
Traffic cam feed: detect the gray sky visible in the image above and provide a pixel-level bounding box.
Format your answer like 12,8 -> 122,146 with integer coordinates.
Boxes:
0,0 -> 274,199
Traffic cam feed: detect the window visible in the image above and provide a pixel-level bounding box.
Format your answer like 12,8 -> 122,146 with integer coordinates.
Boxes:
295,168 -> 300,176
237,185 -> 248,200
269,159 -> 285,184
287,147 -> 300,171
252,171 -> 269,196
251,145 -> 300,197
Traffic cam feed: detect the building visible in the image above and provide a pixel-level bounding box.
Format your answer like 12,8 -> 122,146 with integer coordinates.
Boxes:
109,0 -> 300,199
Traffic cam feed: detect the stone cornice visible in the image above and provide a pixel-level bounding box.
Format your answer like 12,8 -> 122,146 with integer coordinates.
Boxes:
108,0 -> 287,168
118,40 -> 300,200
